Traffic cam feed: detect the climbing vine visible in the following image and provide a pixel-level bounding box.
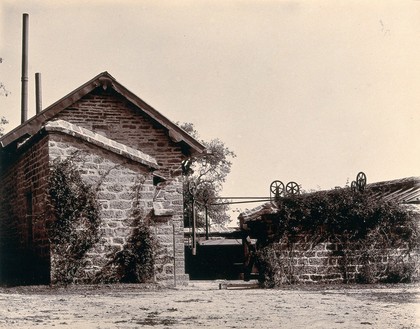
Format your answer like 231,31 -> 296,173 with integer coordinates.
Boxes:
256,187 -> 420,286
95,176 -> 159,283
47,153 -> 101,284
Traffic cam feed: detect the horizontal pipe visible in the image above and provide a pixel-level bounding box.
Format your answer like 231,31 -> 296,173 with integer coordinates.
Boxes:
210,199 -> 271,206
213,196 -> 270,199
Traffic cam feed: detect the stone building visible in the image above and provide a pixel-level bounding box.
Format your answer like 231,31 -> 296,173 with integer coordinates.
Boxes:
0,71 -> 205,285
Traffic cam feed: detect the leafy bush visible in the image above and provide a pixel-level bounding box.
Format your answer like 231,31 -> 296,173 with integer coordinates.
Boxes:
95,177 -> 158,283
95,215 -> 157,283
48,154 -> 159,285
257,244 -> 302,288
47,154 -> 101,284
271,187 -> 418,244
257,187 -> 420,285
382,261 -> 416,283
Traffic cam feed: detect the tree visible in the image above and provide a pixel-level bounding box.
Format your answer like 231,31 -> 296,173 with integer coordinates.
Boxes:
179,122 -> 236,227
0,117 -> 8,137
0,57 -> 10,137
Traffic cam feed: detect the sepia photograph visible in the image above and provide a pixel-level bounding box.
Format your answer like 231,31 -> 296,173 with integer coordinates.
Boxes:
0,0 -> 419,328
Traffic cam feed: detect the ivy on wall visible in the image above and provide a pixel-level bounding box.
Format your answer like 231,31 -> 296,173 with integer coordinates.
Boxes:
47,153 -> 101,284
272,187 -> 418,244
95,176 -> 159,283
256,187 -> 420,286
48,153 -> 160,285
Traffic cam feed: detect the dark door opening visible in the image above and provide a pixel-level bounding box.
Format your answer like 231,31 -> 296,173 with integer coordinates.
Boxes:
185,239 -> 244,280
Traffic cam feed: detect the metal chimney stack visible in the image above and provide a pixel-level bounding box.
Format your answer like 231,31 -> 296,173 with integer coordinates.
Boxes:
35,73 -> 42,114
21,13 -> 29,124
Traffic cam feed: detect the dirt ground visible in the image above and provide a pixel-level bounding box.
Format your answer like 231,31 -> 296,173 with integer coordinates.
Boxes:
0,281 -> 419,329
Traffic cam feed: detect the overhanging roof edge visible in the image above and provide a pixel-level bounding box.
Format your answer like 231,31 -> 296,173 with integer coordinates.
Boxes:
0,71 -> 206,154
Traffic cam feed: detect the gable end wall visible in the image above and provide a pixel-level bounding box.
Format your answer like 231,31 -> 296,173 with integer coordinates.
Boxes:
56,88 -> 186,178
48,132 -> 187,284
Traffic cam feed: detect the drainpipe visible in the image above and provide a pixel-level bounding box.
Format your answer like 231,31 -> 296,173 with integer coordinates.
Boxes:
173,223 -> 177,287
203,190 -> 210,240
21,13 -> 29,123
192,199 -> 196,255
205,205 -> 209,240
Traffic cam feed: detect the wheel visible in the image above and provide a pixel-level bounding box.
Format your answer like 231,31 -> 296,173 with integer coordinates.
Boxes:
356,172 -> 367,191
351,181 -> 357,192
286,182 -> 300,196
270,180 -> 284,198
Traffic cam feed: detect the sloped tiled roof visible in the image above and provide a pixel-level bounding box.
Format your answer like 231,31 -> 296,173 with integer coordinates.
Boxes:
1,71 -> 206,155
238,202 -> 278,223
197,239 -> 242,246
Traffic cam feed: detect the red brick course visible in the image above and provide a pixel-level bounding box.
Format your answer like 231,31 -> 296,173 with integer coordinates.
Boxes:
0,85 -> 192,285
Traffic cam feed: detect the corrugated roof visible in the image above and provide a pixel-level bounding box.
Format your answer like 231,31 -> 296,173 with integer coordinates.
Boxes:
369,177 -> 420,204
239,177 -> 420,223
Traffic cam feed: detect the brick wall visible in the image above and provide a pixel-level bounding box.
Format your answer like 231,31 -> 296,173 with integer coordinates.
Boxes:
56,88 -> 185,178
0,135 -> 50,284
1,87 -> 192,286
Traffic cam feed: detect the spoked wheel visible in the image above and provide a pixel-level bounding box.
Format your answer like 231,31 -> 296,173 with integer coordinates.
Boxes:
286,181 -> 300,196
270,180 -> 284,199
356,172 -> 367,191
351,181 -> 357,192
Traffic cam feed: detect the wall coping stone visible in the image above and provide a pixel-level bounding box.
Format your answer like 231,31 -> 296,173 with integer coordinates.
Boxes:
45,119 -> 159,169
153,201 -> 174,216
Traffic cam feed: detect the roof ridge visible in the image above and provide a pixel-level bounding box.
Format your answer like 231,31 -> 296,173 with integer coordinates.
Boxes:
1,72 -> 205,154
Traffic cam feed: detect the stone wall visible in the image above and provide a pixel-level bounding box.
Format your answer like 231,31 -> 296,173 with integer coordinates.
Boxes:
151,178 -> 186,284
244,201 -> 420,285
48,131 -> 187,285
260,240 -> 419,284
0,124 -> 189,285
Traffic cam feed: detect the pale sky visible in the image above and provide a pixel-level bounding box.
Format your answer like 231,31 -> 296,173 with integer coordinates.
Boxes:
1,0 -> 420,213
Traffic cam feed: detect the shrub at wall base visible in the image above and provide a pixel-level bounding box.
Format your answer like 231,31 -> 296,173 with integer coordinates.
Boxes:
47,155 -> 102,284
47,155 -> 159,285
256,187 -> 420,287
94,178 -> 159,283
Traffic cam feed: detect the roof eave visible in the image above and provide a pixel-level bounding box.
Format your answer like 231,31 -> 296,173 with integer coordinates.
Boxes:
1,71 -> 206,154
110,79 -> 206,154
1,72 -> 103,148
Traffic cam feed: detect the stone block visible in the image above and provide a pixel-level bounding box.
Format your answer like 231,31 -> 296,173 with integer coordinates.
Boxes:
326,243 -> 337,251
109,200 -> 132,210
309,257 -> 328,266
112,237 -> 125,245
98,192 -> 117,200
